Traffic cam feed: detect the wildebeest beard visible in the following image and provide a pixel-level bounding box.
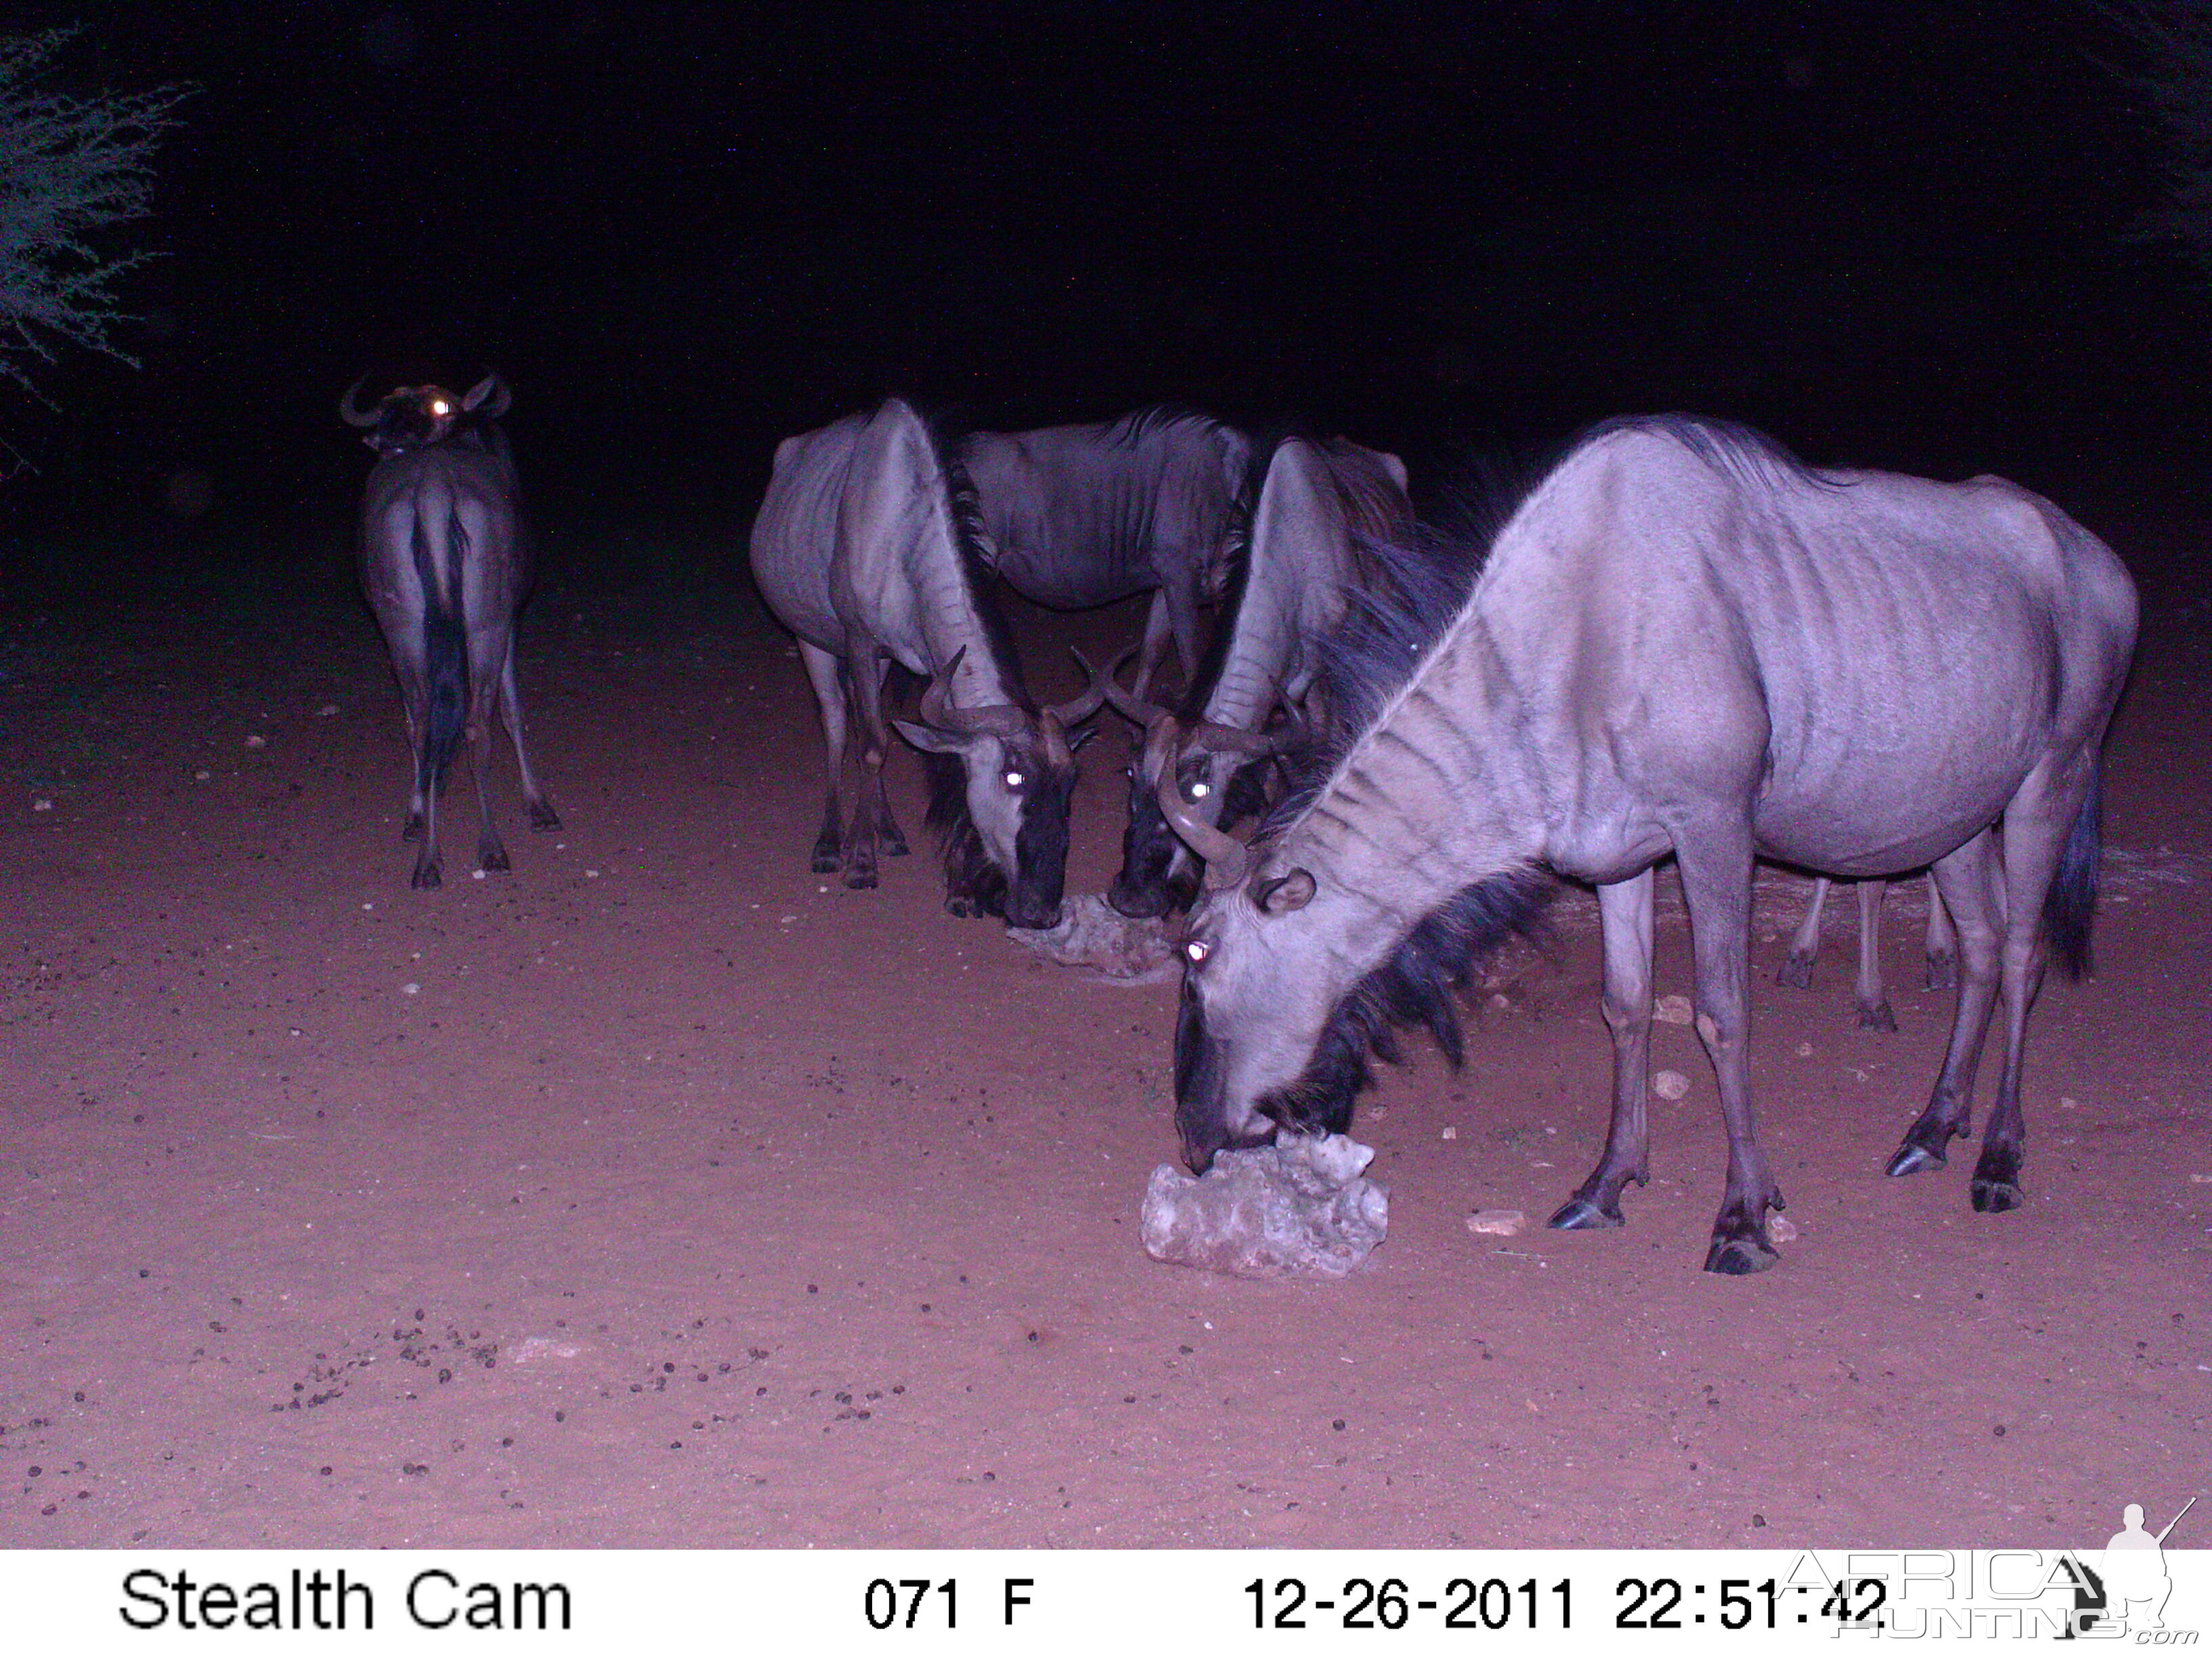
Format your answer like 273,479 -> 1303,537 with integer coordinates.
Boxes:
1255,866 -> 1553,1135
920,748 -> 1078,923
922,750 -> 1008,916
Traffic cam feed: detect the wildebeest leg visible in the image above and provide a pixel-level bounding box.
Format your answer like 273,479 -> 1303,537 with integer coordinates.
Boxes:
867,656 -> 907,857
1854,878 -> 1897,1031
1887,830 -> 2004,1177
797,642 -> 848,874
1130,590 -> 1173,704
1971,776 -> 2085,1212
840,641 -> 893,890
1552,868 -> 1655,1230
1677,829 -> 1783,1275
1161,577 -> 1204,699
1778,877 -> 1828,988
499,647 -> 561,832
386,642 -> 445,887
1923,872 -> 1959,989
468,628 -> 510,873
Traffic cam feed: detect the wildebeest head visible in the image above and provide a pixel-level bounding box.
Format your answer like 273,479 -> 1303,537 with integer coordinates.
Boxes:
1102,670 -> 1291,918
1157,718 -> 1547,1172
341,373 -> 510,456
893,648 -> 1110,930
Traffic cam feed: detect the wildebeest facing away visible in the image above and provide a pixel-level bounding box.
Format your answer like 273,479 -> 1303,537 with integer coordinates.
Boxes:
344,373 -> 560,888
750,398 -> 1108,928
1102,434 -> 1416,919
1161,415 -> 2136,1274
1779,872 -> 1959,1030
958,408 -> 1250,701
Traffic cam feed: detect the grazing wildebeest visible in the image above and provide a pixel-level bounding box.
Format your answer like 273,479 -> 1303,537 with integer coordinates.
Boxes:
958,407 -> 1250,700
1779,873 -> 1960,1029
1160,415 -> 2135,1274
343,373 -> 560,889
1101,435 -> 1415,919
749,398 -> 1107,928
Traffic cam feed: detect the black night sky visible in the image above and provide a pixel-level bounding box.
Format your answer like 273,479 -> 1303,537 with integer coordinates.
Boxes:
3,1 -> 2207,592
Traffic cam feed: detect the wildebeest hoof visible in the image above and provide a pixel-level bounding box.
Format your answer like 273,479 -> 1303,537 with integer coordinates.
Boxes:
1885,1140 -> 1948,1176
411,861 -> 443,890
1925,952 -> 1958,991
1970,1177 -> 2024,1214
882,830 -> 910,857
527,800 -> 563,832
945,897 -> 974,918
1704,1232 -> 1781,1275
1858,1000 -> 1898,1033
810,852 -> 842,874
843,867 -> 878,890
1776,952 -> 1815,990
401,815 -> 425,843
1547,1195 -> 1623,1230
480,844 -> 511,873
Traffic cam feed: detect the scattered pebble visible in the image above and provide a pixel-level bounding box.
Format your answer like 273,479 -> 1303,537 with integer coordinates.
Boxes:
194,770 -> 211,782
471,869 -> 486,880
2192,1174 -> 2211,1185
30,798 -> 52,812
1769,1215 -> 1800,1243
402,983 -> 420,996
315,703 -> 338,717
1653,1069 -> 1692,1100
510,1337 -> 586,1365
1795,1042 -> 1814,1058
1465,1208 -> 1525,1236
1440,1126 -> 1457,1141
1654,994 -> 1693,1024
245,735 -> 266,749
585,869 -> 600,879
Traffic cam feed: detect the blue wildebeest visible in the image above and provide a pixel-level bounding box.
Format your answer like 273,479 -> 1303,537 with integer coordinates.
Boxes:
1779,873 -> 1959,1029
1100,435 -> 1415,919
344,374 -> 560,889
1159,415 -> 2135,1274
958,408 -> 1250,701
749,398 -> 1108,928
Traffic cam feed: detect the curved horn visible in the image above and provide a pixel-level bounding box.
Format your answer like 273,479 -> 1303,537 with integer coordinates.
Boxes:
1052,648 -> 1118,728
1095,644 -> 1169,730
918,645 -> 967,731
1148,718 -> 1250,889
1185,718 -> 1285,759
338,376 -> 380,428
918,644 -> 1029,737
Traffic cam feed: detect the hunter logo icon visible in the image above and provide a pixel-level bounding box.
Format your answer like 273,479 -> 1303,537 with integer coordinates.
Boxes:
2100,1496 -> 2196,1634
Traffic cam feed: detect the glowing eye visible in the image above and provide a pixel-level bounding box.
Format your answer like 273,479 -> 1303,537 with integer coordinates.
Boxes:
1003,771 -> 1024,788
1188,781 -> 1211,800
1185,939 -> 1210,964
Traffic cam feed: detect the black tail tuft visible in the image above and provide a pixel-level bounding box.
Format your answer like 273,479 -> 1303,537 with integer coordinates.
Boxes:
2043,763 -> 2102,981
413,512 -> 470,800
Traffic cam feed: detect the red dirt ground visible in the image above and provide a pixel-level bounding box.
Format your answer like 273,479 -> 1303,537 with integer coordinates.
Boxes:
0,571 -> 2205,1550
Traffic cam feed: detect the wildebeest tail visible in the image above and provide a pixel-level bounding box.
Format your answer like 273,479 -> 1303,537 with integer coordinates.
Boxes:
413,508 -> 469,799
2043,761 -> 2102,981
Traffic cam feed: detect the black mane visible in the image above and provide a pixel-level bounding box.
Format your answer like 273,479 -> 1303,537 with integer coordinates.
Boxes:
1579,412 -> 1849,493
1104,403 -> 1229,448
908,403 -> 1038,914
1256,866 -> 1553,1136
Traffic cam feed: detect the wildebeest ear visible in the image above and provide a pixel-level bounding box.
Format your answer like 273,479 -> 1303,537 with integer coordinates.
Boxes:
462,373 -> 510,416
892,719 -> 974,757
1255,867 -> 1316,914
